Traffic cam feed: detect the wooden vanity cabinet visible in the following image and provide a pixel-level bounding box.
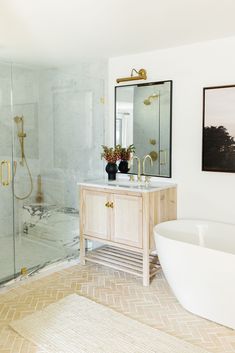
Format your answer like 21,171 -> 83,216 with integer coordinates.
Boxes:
79,184 -> 177,286
81,187 -> 144,247
83,189 -> 110,240
111,193 -> 143,248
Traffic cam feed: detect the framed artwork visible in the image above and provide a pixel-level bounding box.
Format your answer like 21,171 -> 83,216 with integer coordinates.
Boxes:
202,84 -> 235,173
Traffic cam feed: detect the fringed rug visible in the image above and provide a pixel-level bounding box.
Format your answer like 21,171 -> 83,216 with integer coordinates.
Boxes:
10,294 -> 211,353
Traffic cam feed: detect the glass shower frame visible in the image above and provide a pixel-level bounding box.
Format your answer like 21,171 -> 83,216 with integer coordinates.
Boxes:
0,61 -> 16,284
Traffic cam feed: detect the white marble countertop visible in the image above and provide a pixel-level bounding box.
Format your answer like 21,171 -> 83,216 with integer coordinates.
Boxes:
78,179 -> 176,193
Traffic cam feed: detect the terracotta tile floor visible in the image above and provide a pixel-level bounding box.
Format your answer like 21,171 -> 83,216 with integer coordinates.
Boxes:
0,263 -> 235,353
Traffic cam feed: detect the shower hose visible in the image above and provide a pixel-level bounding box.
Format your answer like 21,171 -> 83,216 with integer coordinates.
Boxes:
13,147 -> 33,201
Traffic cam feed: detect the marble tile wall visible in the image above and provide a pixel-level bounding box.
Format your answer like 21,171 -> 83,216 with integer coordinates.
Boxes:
38,61 -> 106,209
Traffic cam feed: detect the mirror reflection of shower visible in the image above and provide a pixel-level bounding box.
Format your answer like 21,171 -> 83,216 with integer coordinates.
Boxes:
143,93 -> 159,105
14,115 -> 33,200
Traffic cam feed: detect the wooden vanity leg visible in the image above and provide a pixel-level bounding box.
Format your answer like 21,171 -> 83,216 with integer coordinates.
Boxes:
143,251 -> 149,286
80,234 -> 86,265
79,188 -> 86,265
142,193 -> 150,286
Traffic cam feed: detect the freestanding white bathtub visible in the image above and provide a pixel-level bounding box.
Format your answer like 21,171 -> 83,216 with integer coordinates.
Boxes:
154,219 -> 235,329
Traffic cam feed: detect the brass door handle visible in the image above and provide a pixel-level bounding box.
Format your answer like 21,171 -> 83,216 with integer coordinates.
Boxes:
0,160 -> 11,186
105,202 -> 110,207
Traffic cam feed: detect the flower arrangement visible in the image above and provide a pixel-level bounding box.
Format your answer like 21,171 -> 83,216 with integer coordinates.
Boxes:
101,145 -> 121,164
101,144 -> 136,178
116,144 -> 135,161
101,144 -> 135,163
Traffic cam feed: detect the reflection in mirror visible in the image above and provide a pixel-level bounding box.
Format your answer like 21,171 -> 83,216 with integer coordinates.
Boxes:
115,80 -> 172,177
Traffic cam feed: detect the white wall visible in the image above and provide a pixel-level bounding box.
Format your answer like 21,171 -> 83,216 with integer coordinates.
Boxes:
108,36 -> 235,223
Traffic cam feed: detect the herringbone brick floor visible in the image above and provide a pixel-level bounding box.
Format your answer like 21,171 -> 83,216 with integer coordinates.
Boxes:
0,263 -> 235,353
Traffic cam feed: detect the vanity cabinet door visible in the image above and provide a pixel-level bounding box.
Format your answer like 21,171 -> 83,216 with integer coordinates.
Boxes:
83,189 -> 110,240
111,194 -> 143,248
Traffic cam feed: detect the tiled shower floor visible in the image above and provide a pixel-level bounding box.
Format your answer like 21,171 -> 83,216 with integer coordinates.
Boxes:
0,205 -> 80,282
0,236 -> 72,281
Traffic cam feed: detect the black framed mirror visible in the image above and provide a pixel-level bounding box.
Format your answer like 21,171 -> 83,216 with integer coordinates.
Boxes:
115,80 -> 172,178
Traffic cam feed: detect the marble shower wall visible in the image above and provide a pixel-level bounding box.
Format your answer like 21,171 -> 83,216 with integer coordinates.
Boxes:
38,62 -> 106,210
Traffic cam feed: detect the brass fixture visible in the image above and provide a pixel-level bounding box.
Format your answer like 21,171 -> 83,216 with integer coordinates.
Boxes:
116,68 -> 147,84
14,116 -> 26,165
143,93 -> 159,105
143,155 -> 153,175
14,115 -> 33,200
160,149 -> 167,165
0,160 -> 11,186
20,267 -> 28,275
149,151 -> 158,162
132,156 -> 142,182
149,139 -> 156,146
129,174 -> 135,182
105,201 -> 114,208
36,174 -> 44,203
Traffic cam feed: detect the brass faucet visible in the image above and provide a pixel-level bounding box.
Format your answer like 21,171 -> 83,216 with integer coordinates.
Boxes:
143,155 -> 153,183
132,156 -> 142,182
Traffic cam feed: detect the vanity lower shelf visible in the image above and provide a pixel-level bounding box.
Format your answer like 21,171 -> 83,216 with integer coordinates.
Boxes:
84,245 -> 160,279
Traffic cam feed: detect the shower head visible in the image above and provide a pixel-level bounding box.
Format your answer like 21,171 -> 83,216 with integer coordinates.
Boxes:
143,93 -> 159,105
151,93 -> 159,99
14,116 -> 23,123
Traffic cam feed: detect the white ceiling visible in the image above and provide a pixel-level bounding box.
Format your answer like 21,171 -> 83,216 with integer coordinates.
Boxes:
1,0 -> 235,66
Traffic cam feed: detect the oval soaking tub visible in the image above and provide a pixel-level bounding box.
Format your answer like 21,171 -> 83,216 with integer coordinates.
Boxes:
154,219 -> 235,329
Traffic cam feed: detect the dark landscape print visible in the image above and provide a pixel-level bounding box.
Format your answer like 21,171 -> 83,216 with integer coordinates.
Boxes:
203,86 -> 235,172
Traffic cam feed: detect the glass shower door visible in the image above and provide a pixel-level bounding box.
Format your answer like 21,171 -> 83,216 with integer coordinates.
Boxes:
11,64 -> 66,275
7,62 -> 106,277
0,62 -> 15,283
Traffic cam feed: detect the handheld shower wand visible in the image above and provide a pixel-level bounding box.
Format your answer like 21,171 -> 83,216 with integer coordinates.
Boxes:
14,115 -> 33,200
14,116 -> 26,165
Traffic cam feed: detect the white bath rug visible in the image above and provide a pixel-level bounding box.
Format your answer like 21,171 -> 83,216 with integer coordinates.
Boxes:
10,294 -> 211,353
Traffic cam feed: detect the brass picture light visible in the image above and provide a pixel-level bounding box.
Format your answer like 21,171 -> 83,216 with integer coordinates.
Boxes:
116,68 -> 147,84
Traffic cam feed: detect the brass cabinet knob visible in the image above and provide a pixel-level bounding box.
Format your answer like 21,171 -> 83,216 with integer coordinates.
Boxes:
105,202 -> 114,208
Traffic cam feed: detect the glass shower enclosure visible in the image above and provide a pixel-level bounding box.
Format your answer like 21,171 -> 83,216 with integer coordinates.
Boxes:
0,61 -> 105,284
